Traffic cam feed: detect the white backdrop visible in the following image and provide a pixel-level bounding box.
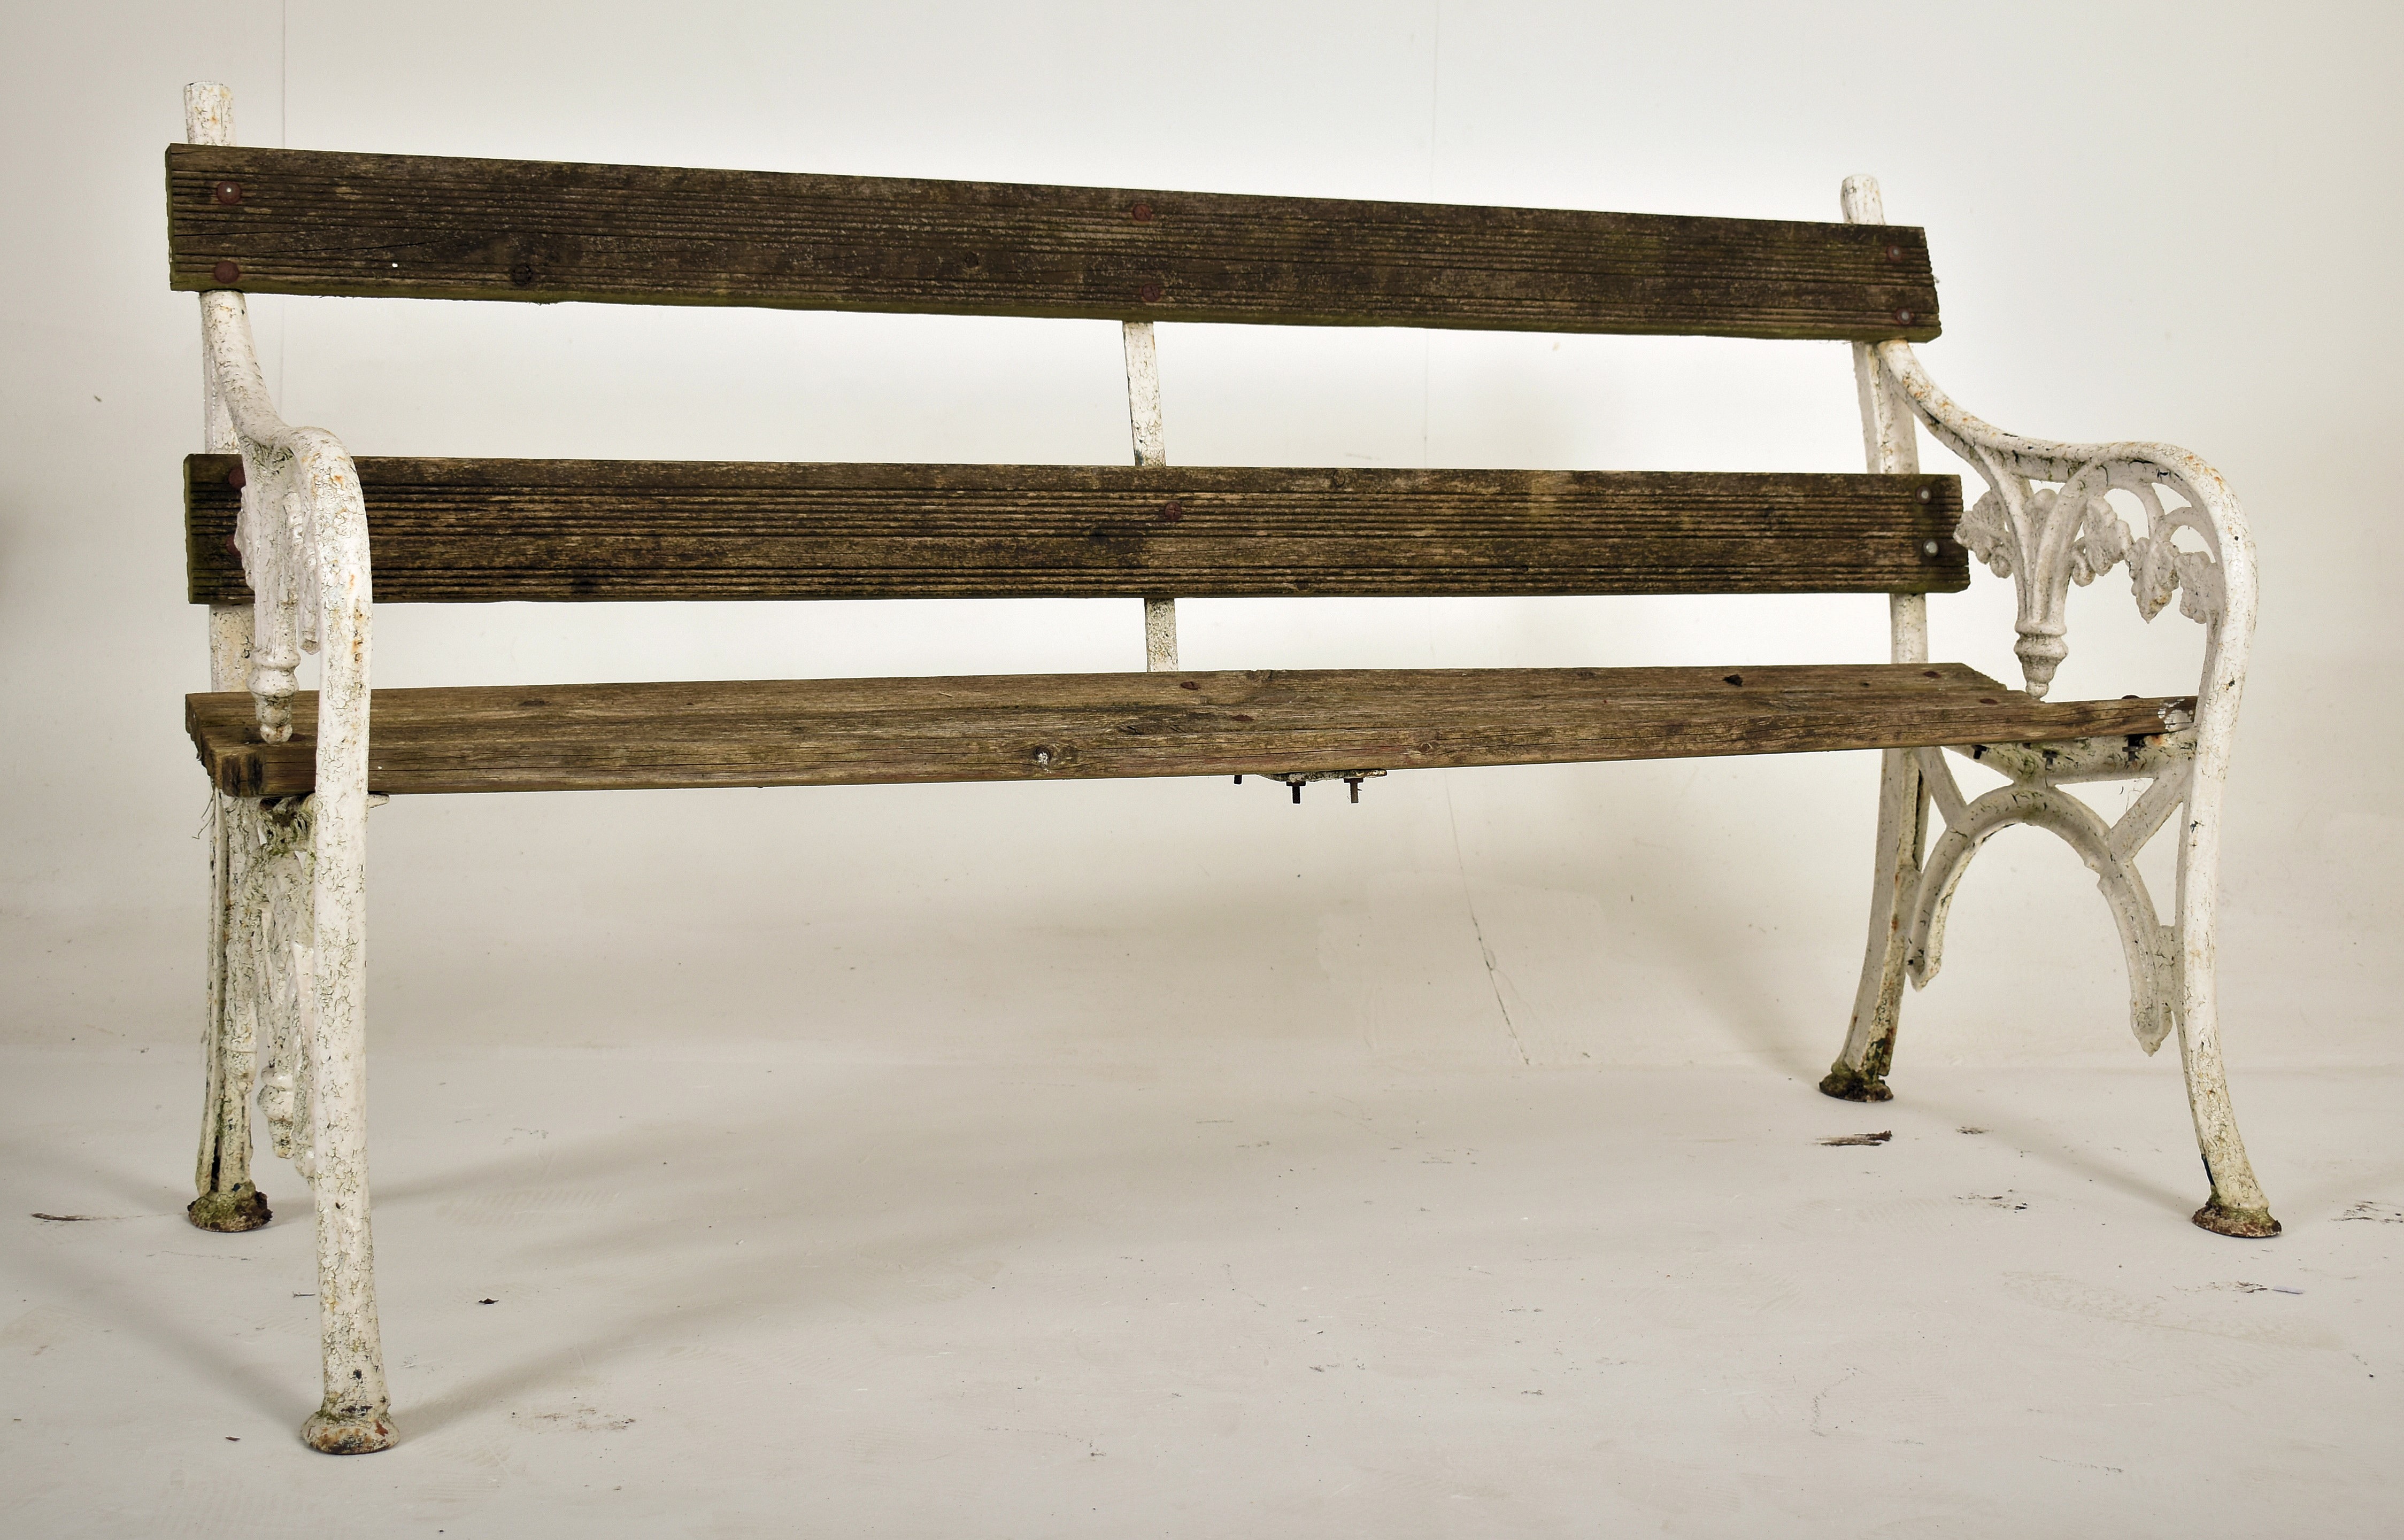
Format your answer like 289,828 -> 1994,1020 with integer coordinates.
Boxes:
4,0 -> 2397,1075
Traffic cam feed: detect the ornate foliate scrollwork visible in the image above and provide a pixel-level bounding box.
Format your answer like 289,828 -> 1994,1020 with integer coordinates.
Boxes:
226,796 -> 319,1179
1875,342 -> 2241,698
233,455 -> 327,734
199,270 -> 373,1205
1945,467 -> 2209,694
2066,486 -> 2133,586
204,292 -> 351,742
2129,528 -> 2224,628
1955,481 -> 2137,584
1955,488 -> 2015,578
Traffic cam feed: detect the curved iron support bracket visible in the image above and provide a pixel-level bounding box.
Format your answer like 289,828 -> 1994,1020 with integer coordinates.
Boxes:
1904,742 -> 2189,1056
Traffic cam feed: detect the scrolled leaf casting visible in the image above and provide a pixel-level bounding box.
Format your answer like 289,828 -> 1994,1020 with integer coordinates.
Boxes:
1880,341 -> 2244,700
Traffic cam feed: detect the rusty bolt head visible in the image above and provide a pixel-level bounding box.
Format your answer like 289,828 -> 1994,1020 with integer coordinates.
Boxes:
212,181 -> 243,205
1130,202 -> 1154,222
1138,282 -> 1164,305
1979,697 -> 1998,706
1884,243 -> 1901,261
1895,308 -> 1915,326
211,259 -> 241,285
1180,680 -> 1201,691
1159,500 -> 1184,522
1917,486 -> 1932,503
227,463 -> 246,490
1033,745 -> 1054,768
509,262 -> 536,288
1923,540 -> 1940,555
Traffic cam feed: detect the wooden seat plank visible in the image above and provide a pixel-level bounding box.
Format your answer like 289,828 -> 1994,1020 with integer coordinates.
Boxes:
165,146 -> 1939,342
185,456 -> 1967,603
188,664 -> 2183,799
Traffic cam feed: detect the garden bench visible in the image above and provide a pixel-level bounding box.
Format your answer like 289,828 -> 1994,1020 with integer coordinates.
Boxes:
166,82 -> 2278,1454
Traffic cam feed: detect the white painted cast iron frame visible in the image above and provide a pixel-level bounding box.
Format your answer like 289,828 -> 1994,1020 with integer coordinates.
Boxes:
182,84 -> 396,1453
1825,177 -> 2276,1239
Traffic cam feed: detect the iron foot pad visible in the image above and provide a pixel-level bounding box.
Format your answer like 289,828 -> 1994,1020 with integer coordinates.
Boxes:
2191,1198 -> 2282,1239
1818,1063 -> 1894,1103
302,1405 -> 398,1454
187,1184 -> 271,1233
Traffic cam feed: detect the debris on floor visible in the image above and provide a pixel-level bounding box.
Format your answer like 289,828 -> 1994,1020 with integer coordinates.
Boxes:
1819,1131 -> 1893,1147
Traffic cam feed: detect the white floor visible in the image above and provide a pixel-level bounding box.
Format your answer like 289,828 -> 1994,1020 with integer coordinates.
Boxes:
6,1044 -> 2400,1538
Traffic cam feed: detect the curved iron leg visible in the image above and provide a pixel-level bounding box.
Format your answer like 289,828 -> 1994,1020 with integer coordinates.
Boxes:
1824,747 -> 1926,1102
191,606 -> 269,1233
2175,787 -> 2278,1238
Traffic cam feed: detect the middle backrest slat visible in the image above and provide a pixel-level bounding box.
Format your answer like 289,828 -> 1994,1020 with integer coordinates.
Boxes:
186,458 -> 1965,604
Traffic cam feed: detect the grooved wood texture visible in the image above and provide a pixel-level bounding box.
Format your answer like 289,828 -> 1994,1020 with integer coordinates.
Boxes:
187,665 -> 2180,798
185,456 -> 1967,603
166,146 -> 1941,342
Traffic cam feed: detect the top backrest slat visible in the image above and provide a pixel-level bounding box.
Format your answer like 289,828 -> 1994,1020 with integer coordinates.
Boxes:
166,146 -> 1939,342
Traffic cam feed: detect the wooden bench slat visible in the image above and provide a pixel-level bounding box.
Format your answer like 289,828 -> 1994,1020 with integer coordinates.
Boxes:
186,457 -> 1966,603
187,665 -> 2178,799
165,146 -> 1940,342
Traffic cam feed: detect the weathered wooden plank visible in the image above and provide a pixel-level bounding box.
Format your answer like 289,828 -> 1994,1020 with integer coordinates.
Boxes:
165,146 -> 1940,342
186,456 -> 1966,603
187,665 -> 2180,798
